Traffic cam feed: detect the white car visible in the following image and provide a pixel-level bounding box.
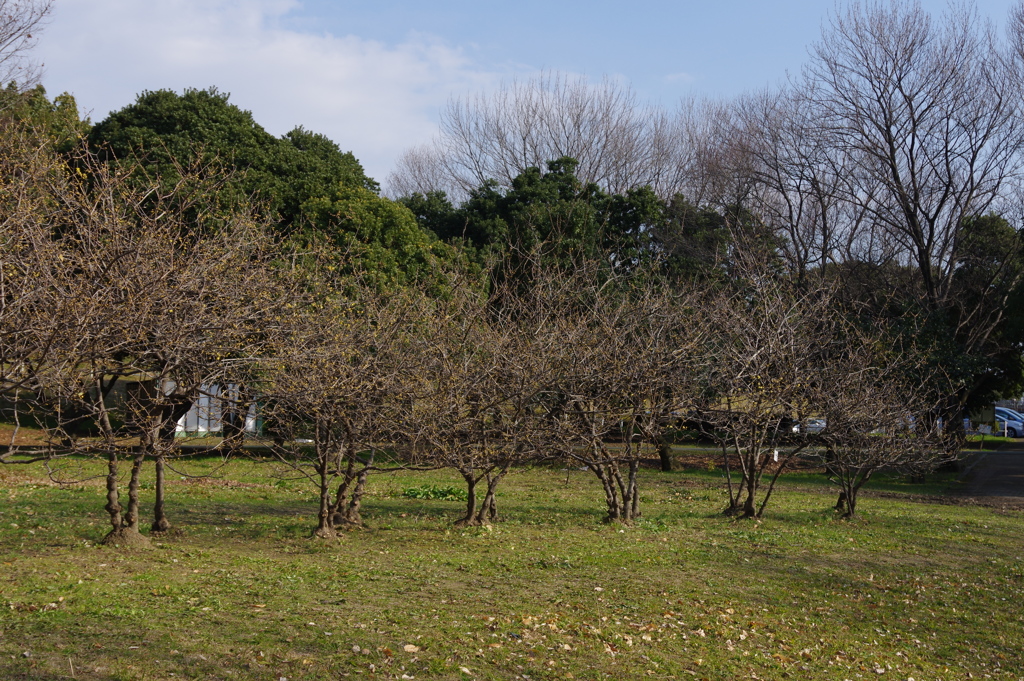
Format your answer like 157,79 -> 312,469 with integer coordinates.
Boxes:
792,418 -> 827,434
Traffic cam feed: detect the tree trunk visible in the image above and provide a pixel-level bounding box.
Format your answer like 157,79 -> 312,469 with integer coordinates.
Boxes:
332,447 -> 357,519
593,464 -> 622,523
479,491 -> 497,522
151,454 -> 171,533
150,400 -> 190,534
842,469 -> 872,519
472,467 -> 508,524
104,450 -> 122,533
340,469 -> 369,526
314,452 -> 337,539
741,470 -> 757,518
721,443 -> 741,514
657,434 -> 673,472
627,459 -> 641,520
101,449 -> 150,547
844,492 -> 857,519
124,450 -> 145,531
455,471 -> 480,527
94,377 -> 149,547
611,463 -> 637,523
730,445 -> 759,517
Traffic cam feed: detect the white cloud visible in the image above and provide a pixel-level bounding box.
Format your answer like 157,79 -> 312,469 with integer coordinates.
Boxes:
34,0 -> 503,182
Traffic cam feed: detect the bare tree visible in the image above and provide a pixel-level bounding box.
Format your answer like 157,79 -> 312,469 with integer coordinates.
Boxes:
384,143 -> 453,201
674,96 -> 762,212
408,276 -> 527,526
0,121 -> 65,411
386,72 -> 686,201
0,0 -> 51,89
780,0 -> 1024,440
810,328 -> 950,518
803,0 -> 1024,305
125,217 -> 280,534
258,275 -> 427,538
729,87 -> 858,286
527,260 -> 700,523
695,269 -> 836,518
13,148 -> 281,545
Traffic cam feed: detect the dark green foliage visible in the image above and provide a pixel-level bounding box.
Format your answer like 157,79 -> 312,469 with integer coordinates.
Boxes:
946,214 -> 1024,410
474,157 -> 605,257
408,157 -> 667,279
825,214 -> 1024,427
293,183 -> 458,289
275,125 -> 379,227
656,198 -> 732,283
656,197 -> 785,286
397,190 -> 463,241
86,87 -> 459,286
0,84 -> 89,152
601,185 -> 664,267
87,87 -> 376,235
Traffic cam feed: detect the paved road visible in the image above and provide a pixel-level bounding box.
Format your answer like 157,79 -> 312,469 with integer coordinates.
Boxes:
953,442 -> 1024,506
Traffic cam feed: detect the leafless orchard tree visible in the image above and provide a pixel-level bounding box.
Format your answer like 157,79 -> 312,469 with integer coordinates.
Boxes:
528,260 -> 701,523
0,122 -> 65,416
386,72 -> 688,201
809,328 -> 950,518
12,149 -> 283,546
407,274 -> 548,527
121,217 -> 281,535
258,275 -> 429,538
695,268 -> 837,518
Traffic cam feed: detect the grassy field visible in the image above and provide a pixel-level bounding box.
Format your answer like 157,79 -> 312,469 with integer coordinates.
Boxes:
0,452 -> 1022,680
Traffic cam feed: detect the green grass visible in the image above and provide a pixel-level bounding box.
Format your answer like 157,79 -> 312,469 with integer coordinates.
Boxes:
0,456 -> 1022,680
965,434 -> 1019,450
402,484 -> 470,502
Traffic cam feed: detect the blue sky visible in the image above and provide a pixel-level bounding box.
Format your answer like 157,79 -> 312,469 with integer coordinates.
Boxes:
35,0 -> 1020,183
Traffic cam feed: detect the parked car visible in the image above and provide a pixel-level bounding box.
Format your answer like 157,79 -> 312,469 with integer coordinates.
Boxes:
792,418 -> 827,434
996,406 -> 1024,423
993,407 -> 1024,438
